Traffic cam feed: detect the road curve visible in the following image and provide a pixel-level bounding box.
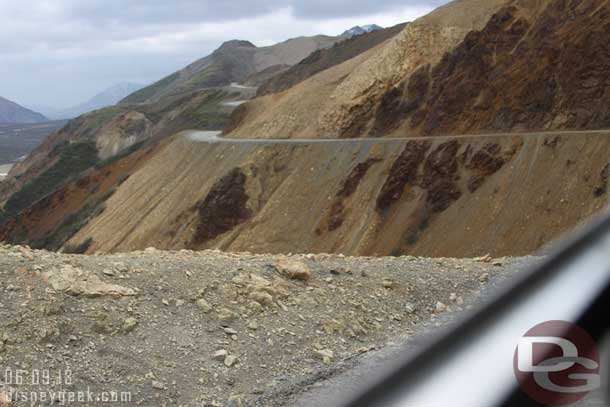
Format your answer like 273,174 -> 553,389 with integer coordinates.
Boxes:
185,129 -> 610,145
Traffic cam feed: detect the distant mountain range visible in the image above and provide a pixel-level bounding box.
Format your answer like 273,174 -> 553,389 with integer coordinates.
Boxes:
341,24 -> 383,37
0,96 -> 48,124
121,36 -> 341,104
34,82 -> 145,120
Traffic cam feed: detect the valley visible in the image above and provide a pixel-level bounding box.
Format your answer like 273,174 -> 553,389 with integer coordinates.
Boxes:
0,121 -> 66,165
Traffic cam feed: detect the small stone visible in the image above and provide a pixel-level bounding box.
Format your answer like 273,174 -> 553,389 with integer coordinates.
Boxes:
123,318 -> 138,333
224,355 -> 238,367
313,349 -> 334,364
479,273 -> 490,283
405,303 -> 417,314
247,321 -> 259,330
449,293 -> 457,302
175,299 -> 185,307
212,349 -> 228,361
382,279 -> 394,289
248,291 -> 273,306
217,308 -> 238,325
276,259 -> 311,281
151,381 -> 165,390
223,328 -> 238,335
475,254 -> 492,263
102,269 -> 115,277
162,299 -> 170,306
435,302 -> 448,313
248,301 -> 264,314
196,299 -> 212,313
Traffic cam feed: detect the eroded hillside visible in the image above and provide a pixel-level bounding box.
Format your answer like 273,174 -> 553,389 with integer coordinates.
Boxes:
256,23 -> 407,97
227,0 -> 609,139
1,0 -> 608,259
41,131 -> 609,257
226,0 -> 511,138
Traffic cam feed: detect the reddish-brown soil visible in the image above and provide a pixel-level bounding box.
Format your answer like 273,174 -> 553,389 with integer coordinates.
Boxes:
376,139 -> 515,220
376,141 -> 432,212
191,168 -> 251,245
0,141 -> 160,248
349,0 -> 610,138
466,142 -> 510,192
321,157 -> 381,233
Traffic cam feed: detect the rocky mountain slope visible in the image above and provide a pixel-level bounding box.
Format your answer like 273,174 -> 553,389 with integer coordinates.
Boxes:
0,25 -> 408,254
227,0 -> 609,139
39,130 -> 606,257
122,36 -> 340,105
1,0 -> 608,259
256,23 -> 407,97
0,88 -> 241,223
225,0 -> 510,138
0,243 -> 531,406
0,97 -> 47,124
363,0 -> 610,137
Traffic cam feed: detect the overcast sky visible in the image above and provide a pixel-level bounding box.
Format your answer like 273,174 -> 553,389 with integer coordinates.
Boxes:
0,1 -> 446,110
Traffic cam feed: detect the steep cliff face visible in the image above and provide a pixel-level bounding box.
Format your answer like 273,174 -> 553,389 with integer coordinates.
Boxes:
370,0 -> 610,137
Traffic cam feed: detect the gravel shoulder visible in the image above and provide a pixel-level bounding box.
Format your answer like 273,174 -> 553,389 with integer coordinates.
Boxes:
0,245 -> 536,406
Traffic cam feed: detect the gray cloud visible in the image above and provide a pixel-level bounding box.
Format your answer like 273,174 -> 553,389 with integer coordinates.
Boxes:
0,1 -> 446,109
39,0 -> 447,24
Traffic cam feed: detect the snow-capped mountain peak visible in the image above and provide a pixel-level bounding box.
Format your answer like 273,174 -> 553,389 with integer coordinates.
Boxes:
342,24 -> 383,38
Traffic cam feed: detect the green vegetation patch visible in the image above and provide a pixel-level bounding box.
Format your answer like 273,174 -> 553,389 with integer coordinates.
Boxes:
184,90 -> 231,129
5,141 -> 100,216
30,189 -> 114,251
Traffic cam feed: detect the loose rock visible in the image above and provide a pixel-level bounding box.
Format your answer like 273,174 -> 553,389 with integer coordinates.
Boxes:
276,259 -> 311,281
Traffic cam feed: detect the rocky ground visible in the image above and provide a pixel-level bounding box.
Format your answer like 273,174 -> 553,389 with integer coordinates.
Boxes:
0,244 -> 536,406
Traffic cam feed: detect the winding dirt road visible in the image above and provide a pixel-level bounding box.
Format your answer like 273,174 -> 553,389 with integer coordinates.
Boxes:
185,129 -> 610,145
